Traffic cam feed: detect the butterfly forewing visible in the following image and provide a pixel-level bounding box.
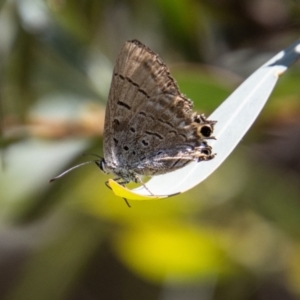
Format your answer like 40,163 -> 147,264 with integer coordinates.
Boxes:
103,40 -> 215,178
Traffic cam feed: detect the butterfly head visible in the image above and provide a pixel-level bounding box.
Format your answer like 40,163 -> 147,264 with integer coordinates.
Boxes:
95,158 -> 109,174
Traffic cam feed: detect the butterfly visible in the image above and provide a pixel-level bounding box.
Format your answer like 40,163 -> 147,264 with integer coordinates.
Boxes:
97,40 -> 215,185
51,40 -> 216,193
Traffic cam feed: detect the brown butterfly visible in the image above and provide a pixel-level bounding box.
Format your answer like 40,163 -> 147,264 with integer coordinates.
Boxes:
51,40 -> 216,192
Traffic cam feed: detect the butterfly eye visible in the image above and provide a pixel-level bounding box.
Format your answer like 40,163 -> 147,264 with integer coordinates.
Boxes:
200,125 -> 213,138
96,158 -> 108,174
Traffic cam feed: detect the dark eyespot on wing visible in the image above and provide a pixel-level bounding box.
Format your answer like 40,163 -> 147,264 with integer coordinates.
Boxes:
200,125 -> 212,137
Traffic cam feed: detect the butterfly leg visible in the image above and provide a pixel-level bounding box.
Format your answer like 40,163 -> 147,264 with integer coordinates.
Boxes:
113,178 -> 134,206
123,198 -> 131,207
104,177 -> 129,190
104,178 -> 131,207
105,180 -> 112,190
133,175 -> 155,196
114,178 -> 130,186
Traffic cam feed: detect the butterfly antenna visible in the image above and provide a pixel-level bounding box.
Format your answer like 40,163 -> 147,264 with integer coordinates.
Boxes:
49,161 -> 95,183
82,153 -> 103,159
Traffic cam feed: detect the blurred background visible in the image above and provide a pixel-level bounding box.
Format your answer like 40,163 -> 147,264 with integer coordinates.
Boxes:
1,0 -> 300,299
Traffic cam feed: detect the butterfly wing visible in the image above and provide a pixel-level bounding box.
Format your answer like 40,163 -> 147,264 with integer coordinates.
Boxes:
103,40 -> 214,176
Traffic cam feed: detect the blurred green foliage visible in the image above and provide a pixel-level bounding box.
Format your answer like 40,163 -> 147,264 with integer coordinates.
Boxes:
1,0 -> 300,300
